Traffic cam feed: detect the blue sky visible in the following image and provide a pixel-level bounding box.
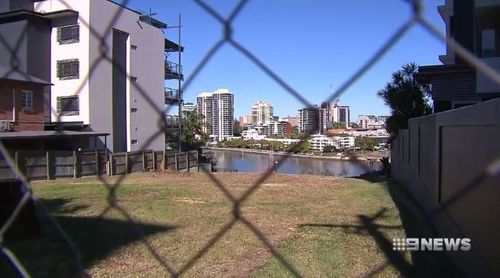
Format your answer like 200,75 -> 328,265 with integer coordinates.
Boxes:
126,0 -> 445,121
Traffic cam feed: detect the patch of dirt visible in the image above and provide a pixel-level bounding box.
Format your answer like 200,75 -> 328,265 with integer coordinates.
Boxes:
262,183 -> 291,188
173,197 -> 206,204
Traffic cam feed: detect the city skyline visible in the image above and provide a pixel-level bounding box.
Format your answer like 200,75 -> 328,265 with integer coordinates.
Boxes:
126,0 -> 445,121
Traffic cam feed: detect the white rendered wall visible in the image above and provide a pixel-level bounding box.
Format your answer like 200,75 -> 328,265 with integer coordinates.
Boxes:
35,0 -> 91,125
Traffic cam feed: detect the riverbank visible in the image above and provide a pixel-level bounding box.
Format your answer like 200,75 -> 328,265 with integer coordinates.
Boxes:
205,147 -> 387,161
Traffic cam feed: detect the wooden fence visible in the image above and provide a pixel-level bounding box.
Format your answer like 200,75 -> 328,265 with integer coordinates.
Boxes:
0,150 -> 198,181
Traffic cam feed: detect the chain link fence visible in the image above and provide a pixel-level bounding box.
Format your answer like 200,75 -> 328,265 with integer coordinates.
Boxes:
1,0 -> 500,276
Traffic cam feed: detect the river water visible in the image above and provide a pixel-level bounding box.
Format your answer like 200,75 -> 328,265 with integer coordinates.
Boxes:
210,149 -> 382,177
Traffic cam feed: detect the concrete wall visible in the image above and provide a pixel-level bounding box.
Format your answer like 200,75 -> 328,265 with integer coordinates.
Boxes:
391,98 -> 500,276
477,57 -> 500,93
89,0 -> 165,152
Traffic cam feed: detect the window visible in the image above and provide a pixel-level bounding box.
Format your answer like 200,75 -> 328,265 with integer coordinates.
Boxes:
21,90 -> 33,110
481,29 -> 496,58
57,96 -> 79,115
57,59 -> 79,80
57,24 -> 79,44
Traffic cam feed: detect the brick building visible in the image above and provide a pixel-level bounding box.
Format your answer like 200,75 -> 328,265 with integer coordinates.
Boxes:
0,68 -> 51,131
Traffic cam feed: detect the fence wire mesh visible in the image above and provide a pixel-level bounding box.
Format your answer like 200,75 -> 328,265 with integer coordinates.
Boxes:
1,0 -> 500,277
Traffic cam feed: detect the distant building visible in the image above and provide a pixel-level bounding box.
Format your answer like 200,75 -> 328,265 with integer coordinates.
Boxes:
299,106 -> 327,134
251,100 -> 274,126
320,99 -> 350,128
182,102 -> 197,113
309,134 -> 336,152
334,136 -> 355,149
377,115 -> 389,124
261,120 -> 292,137
238,114 -> 252,128
321,102 -> 331,121
357,115 -> 387,129
197,92 -> 213,134
242,129 -> 265,140
283,115 -> 299,127
307,134 -> 355,152
337,106 -> 350,128
197,89 -> 234,141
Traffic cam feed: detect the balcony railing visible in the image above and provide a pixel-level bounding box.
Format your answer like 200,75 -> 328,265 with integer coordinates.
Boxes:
165,60 -> 183,80
165,87 -> 180,103
165,115 -> 180,128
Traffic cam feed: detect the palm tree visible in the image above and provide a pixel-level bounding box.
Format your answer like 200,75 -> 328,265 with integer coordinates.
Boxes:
181,110 -> 208,150
377,63 -> 432,136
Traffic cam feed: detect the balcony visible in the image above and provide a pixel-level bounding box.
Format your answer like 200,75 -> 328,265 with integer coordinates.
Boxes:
165,87 -> 181,104
165,60 -> 183,80
165,115 -> 180,128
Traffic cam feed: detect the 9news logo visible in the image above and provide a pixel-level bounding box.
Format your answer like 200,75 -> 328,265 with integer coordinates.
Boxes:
392,238 -> 471,251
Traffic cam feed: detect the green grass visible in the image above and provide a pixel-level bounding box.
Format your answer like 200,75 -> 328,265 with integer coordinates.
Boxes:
1,172 -> 462,277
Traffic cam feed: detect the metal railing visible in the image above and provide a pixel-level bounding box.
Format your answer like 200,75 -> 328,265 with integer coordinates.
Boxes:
165,60 -> 183,80
165,87 -> 180,102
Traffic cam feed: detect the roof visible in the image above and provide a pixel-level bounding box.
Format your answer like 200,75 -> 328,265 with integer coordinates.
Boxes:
0,66 -> 51,85
0,9 -> 78,23
0,131 -> 109,140
105,1 -> 168,29
139,15 -> 167,29
418,64 -> 474,75
165,38 -> 183,52
197,92 -> 213,97
417,64 -> 475,82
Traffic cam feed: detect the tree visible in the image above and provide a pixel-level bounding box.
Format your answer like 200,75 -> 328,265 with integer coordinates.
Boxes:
377,63 -> 432,136
288,126 -> 308,139
333,122 -> 345,129
323,145 -> 337,153
355,136 -> 378,151
181,110 -> 207,150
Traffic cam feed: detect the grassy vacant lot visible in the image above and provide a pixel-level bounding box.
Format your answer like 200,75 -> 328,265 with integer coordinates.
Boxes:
2,172 -> 461,277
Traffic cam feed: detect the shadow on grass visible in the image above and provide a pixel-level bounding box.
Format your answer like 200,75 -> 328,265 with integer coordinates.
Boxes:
1,198 -> 176,277
300,173 -> 464,277
364,174 -> 463,277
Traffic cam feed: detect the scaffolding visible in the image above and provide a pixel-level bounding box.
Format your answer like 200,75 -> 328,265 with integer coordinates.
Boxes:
164,14 -> 183,151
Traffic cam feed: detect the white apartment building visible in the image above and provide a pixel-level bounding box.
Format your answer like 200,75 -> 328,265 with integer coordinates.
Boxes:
242,129 -> 265,140
357,115 -> 386,129
197,89 -> 234,141
33,0 -> 167,152
182,102 -> 197,113
197,92 -> 213,135
308,135 -> 336,152
333,136 -> 355,150
251,100 -> 273,126
308,134 -> 355,152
